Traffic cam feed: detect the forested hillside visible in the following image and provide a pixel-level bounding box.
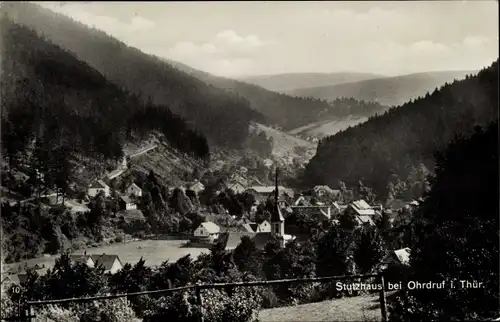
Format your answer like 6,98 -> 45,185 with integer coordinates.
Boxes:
168,60 -> 388,130
290,70 -> 475,107
303,60 -> 498,198
1,2 -> 264,148
0,17 -> 208,178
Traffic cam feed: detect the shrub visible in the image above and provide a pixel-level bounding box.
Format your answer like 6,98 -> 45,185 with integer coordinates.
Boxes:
114,235 -> 123,243
72,298 -> 137,322
34,305 -> 79,322
0,292 -> 17,321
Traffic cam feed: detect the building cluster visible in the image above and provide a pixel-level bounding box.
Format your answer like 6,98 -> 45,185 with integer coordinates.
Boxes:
87,180 -> 142,211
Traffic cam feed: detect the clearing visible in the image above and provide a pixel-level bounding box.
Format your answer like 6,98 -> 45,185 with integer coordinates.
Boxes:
251,122 -> 316,160
288,115 -> 369,139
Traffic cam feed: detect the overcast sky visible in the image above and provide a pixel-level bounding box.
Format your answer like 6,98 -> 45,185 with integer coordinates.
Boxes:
39,1 -> 498,78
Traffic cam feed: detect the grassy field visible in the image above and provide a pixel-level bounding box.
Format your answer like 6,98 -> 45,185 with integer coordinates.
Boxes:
288,115 -> 370,138
251,122 -> 316,159
258,293 -> 384,322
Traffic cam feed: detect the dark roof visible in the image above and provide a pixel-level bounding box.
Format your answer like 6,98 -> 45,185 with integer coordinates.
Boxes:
221,232 -> 258,249
89,179 -> 109,189
249,223 -> 259,232
385,199 -> 407,211
69,255 -> 92,265
251,233 -> 277,250
90,254 -> 122,271
270,204 -> 284,222
120,196 -> 134,204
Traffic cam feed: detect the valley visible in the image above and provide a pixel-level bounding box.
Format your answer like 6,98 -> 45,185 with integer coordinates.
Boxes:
0,2 -> 497,322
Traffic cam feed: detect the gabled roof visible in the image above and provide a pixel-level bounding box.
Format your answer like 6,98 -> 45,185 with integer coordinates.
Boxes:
350,200 -> 376,216
352,200 -> 372,210
89,179 -> 109,190
394,248 -> 411,265
251,232 -> 278,249
313,185 -> 340,196
200,221 -> 220,234
239,223 -> 255,233
90,254 -> 122,271
190,182 -> 205,189
259,220 -> 270,226
248,186 -> 279,194
120,196 -> 134,204
69,255 -> 93,265
356,215 -> 375,225
385,199 -> 407,211
128,183 -> 142,191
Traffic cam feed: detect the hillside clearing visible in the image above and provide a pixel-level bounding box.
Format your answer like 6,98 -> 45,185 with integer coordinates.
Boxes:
251,123 -> 316,160
289,115 -> 370,138
258,293 -> 384,322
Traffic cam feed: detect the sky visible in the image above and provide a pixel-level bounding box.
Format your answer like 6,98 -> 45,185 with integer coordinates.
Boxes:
39,1 -> 499,78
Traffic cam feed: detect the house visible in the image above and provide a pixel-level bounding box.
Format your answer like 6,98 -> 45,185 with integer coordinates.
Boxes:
193,221 -> 221,242
313,185 -> 338,198
385,199 -> 408,212
291,195 -> 333,220
127,183 -> 143,197
228,181 -> 247,194
246,186 -> 294,203
344,200 -> 376,226
380,248 -> 411,271
119,196 -> 137,210
332,202 -> 347,217
1,274 -> 23,292
87,180 -> 110,198
69,254 -> 95,268
90,254 -> 123,274
107,169 -> 125,180
257,220 -> 271,232
189,181 -> 205,194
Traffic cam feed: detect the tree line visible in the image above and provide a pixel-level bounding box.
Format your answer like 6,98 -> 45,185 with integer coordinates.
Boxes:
2,2 -> 264,149
1,17 -> 210,196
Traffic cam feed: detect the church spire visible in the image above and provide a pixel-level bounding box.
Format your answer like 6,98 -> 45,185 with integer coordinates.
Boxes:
274,167 -> 279,205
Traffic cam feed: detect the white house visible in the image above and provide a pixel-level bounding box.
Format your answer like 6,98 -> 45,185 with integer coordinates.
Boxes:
90,254 -> 123,274
127,183 -> 143,197
119,196 -> 137,210
257,220 -> 271,233
193,222 -> 220,242
87,180 -> 110,198
189,181 -> 205,194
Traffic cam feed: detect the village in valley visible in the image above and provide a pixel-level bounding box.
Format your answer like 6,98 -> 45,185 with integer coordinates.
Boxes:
1,140 -> 414,292
0,1 -> 497,321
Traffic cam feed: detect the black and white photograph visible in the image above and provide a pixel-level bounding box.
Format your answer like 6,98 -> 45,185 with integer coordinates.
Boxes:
0,1 -> 498,321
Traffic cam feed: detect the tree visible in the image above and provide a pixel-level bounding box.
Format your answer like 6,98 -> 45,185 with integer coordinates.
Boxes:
389,123 -> 499,321
353,226 -> 386,274
315,225 -> 354,277
233,236 -> 259,275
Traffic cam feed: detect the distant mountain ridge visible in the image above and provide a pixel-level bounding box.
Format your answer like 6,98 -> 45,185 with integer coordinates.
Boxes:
239,72 -> 385,93
289,70 -> 477,107
167,60 -> 389,131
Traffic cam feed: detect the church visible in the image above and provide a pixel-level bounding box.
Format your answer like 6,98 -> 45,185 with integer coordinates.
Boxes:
220,168 -> 295,250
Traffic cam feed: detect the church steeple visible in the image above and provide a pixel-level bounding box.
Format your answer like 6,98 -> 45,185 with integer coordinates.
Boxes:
270,167 -> 284,239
